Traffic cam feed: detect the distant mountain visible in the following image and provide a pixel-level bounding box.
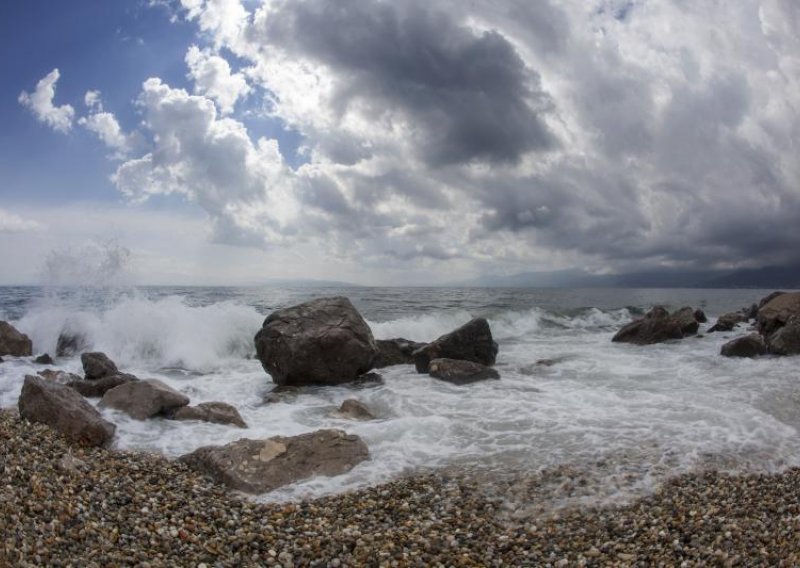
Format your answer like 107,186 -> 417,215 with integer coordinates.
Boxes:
454,265 -> 800,289
257,278 -> 364,288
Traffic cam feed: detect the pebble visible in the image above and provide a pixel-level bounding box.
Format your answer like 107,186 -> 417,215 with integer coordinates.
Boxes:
3,408 -> 800,566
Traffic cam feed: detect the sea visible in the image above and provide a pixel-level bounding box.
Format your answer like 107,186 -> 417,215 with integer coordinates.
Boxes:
2,285 -> 800,510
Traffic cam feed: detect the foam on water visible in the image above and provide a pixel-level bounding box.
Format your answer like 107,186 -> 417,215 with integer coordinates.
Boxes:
3,287 -> 800,511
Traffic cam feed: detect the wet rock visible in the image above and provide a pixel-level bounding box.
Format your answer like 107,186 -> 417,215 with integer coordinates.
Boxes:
67,373 -> 139,398
0,320 -> 32,357
33,353 -> 54,365
742,303 -> 759,320
254,297 -> 378,386
180,429 -> 369,493
720,334 -> 767,358
428,358 -> 500,385
172,402 -> 248,428
767,315 -> 800,356
708,312 -> 747,333
671,307 -> 701,336
337,399 -> 375,420
757,292 -> 800,337
100,379 -> 189,420
0,356 -> 4,363
18,375 -> 115,447
37,369 -> 83,384
611,306 -> 687,345
413,318 -> 498,373
81,352 -> 119,380
56,330 -> 88,357
758,291 -> 786,309
373,338 -> 427,368
693,309 -> 708,323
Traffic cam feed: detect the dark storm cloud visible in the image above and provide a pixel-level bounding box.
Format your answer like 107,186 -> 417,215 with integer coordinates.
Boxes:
257,0 -> 557,166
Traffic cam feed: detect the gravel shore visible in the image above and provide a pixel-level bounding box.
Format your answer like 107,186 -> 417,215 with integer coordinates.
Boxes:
3,409 -> 800,567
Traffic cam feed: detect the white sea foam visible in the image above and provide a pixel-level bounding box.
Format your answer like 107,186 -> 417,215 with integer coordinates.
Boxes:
3,290 -> 800,509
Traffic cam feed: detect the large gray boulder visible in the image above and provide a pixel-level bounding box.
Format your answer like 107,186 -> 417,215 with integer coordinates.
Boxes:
611,306 -> 695,345
18,375 -> 115,447
0,321 -> 32,357
429,358 -> 500,384
757,292 -> 800,337
373,338 -> 427,368
254,297 -> 378,386
767,315 -> 800,356
81,352 -> 119,380
180,429 -> 369,493
413,318 -> 498,373
172,402 -> 248,428
67,373 -> 139,398
720,334 -> 767,358
99,378 -> 189,420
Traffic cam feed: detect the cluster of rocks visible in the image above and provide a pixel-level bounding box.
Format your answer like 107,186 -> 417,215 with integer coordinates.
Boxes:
611,291 -> 800,360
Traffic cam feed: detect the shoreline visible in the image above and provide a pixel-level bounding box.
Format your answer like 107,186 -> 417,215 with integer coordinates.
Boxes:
3,409 -> 800,566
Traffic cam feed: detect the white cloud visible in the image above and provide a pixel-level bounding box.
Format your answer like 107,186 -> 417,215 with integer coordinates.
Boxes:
78,91 -> 138,158
185,45 -> 251,114
0,209 -> 45,233
18,69 -> 75,133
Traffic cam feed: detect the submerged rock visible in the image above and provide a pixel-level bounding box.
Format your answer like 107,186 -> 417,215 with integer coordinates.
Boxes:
81,352 -> 119,380
413,318 -> 498,373
100,379 -> 189,420
0,321 -> 32,357
720,334 -> 767,358
33,353 -> 54,365
255,297 -> 378,386
172,402 -> 248,428
67,373 -> 139,398
373,338 -> 427,368
428,358 -> 500,385
180,429 -> 369,493
337,399 -> 375,420
18,375 -> 115,447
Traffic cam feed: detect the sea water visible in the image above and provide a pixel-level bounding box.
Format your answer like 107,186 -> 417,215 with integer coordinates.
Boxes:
2,286 -> 799,509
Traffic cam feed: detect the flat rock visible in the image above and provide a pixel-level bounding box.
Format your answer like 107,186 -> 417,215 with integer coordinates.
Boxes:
373,338 -> 427,368
67,373 -> 139,398
180,429 -> 369,493
428,358 -> 500,385
0,321 -> 32,357
81,352 -> 119,380
18,375 -> 115,447
720,334 -> 767,358
172,402 -> 248,428
254,297 -> 378,386
413,318 -> 498,373
100,378 -> 189,420
337,399 -> 375,420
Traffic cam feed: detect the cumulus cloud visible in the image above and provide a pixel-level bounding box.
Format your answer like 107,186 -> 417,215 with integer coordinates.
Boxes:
0,209 -> 45,233
77,91 -> 140,158
185,45 -> 251,114
18,69 -> 75,133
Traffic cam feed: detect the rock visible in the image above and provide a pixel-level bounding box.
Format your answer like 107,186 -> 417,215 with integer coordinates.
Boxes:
18,375 -> 115,447
0,321 -> 32,357
757,292 -> 800,337
56,330 -> 88,357
413,318 -> 498,373
67,373 -> 139,398
99,379 -> 189,420
373,338 -> 427,368
742,303 -> 759,320
337,399 -> 375,420
81,352 -> 119,380
428,358 -> 500,385
720,334 -> 767,358
180,429 -> 369,493
671,307 -> 701,336
0,356 -> 4,363
708,312 -> 747,333
37,369 -> 83,384
254,297 -> 378,386
611,307 -> 685,345
171,402 -> 248,428
693,309 -> 708,324
33,353 -> 54,365
767,315 -> 800,356
758,291 -> 786,309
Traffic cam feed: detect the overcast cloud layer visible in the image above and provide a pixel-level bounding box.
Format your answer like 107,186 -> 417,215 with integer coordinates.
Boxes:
17,0 -> 800,282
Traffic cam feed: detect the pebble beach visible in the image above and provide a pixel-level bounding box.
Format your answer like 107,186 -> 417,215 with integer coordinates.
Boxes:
3,409 -> 800,567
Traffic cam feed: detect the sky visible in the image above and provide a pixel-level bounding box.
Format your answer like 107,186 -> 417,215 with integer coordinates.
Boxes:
0,0 -> 798,286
